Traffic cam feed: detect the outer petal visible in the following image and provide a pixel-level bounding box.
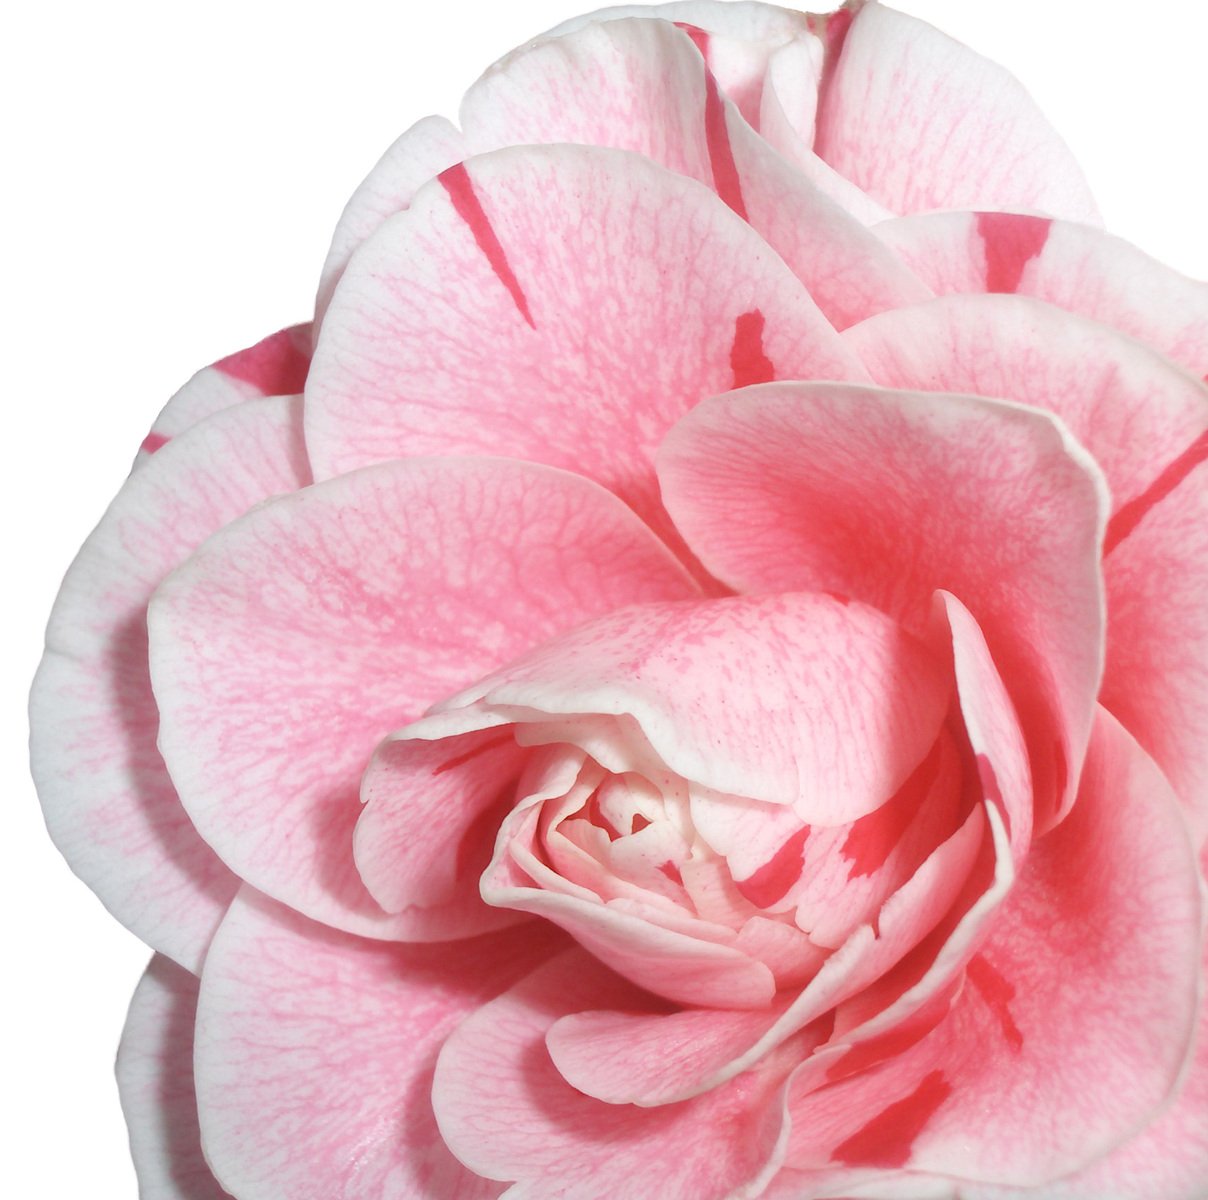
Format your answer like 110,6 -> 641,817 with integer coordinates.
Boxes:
314,115 -> 465,330
459,19 -> 928,330
659,382 -> 1107,826
874,211 -> 1208,377
195,887 -> 563,1200
134,324 -> 311,463
116,955 -> 228,1200
814,3 -> 1099,222
148,458 -> 698,941
846,295 -> 1208,830
30,395 -> 310,971
304,143 -> 864,547
784,709 -> 1203,1188
432,947 -> 792,1200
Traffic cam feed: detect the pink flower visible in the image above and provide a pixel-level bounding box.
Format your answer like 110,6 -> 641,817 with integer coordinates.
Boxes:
30,2 -> 1208,1196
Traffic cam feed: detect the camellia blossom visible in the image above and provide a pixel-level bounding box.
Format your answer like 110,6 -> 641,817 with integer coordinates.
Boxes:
29,1 -> 1208,1197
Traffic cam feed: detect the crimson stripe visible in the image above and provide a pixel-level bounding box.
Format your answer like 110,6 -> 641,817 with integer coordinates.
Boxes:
439,163 -> 536,329
967,954 -> 1024,1051
702,70 -> 746,219
976,212 -> 1052,294
139,432 -> 169,455
730,309 -> 774,388
214,325 -> 311,393
1104,429 -> 1208,555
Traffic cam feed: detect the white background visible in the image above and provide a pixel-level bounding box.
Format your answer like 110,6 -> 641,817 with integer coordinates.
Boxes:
4,2 -> 1205,1194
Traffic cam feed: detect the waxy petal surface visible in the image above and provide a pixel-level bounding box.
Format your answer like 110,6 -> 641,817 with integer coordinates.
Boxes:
875,211 -> 1208,377
847,295 -> 1208,828
30,395 -> 309,970
149,458 -> 697,940
116,956 -> 228,1200
659,382 -> 1106,826
785,709 -> 1203,1187
305,143 -> 864,548
814,3 -> 1099,223
195,888 -> 563,1200
433,947 -> 792,1200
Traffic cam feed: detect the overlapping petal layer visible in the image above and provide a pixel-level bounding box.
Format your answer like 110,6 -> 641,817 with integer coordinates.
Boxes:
31,396 -> 310,970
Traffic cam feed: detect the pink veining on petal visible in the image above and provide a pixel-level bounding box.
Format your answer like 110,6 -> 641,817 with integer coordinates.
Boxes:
966,953 -> 1024,1052
810,6 -> 855,156
439,162 -> 536,329
731,309 -> 775,388
831,1069 -> 952,1168
139,432 -> 169,454
976,212 -> 1053,294
1104,428 -> 1208,556
213,325 -> 311,393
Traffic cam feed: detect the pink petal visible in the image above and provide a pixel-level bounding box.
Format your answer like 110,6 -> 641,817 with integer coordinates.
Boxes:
134,324 -> 311,464
784,708 -> 1203,1187
148,458 -> 697,941
659,382 -> 1106,827
195,887 -> 563,1200
875,210 -> 1208,377
354,728 -> 528,915
847,295 -> 1208,831
116,955 -> 228,1200
314,115 -> 465,330
432,947 -> 793,1200
814,3 -> 1099,223
304,142 -> 865,552
441,593 -> 950,822
30,395 -> 309,970
459,19 -> 927,330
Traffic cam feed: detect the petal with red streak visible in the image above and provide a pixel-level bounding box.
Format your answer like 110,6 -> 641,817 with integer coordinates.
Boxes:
784,709 -> 1203,1188
148,458 -> 697,941
30,395 -> 310,971
875,211 -> 1208,377
116,955 -> 229,1200
194,887 -> 563,1200
659,382 -> 1106,826
304,142 -> 864,552
846,295 -> 1208,831
813,3 -> 1099,222
459,19 -> 927,330
134,324 -> 311,464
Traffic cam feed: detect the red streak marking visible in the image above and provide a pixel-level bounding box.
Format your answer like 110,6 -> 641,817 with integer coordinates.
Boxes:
735,826 -> 810,909
439,163 -> 536,329
658,860 -> 684,886
630,813 -> 652,834
812,6 -> 855,154
825,980 -> 958,1084
1104,429 -> 1208,555
842,742 -> 941,878
139,431 -> 169,454
832,1070 -> 952,1168
674,21 -> 711,59
702,69 -> 747,219
214,324 -> 311,394
976,212 -> 1052,294
730,309 -> 775,388
967,954 -> 1024,1052
432,733 -> 515,776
